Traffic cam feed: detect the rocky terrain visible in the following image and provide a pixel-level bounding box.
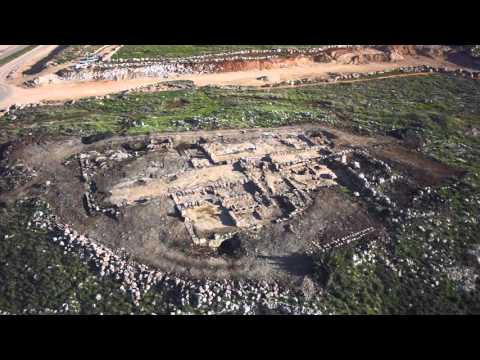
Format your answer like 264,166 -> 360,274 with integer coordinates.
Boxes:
1,45 -> 480,315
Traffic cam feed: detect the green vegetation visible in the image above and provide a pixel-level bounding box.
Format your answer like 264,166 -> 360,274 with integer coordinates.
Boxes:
0,46 -> 37,66
312,176 -> 480,314
1,73 -> 480,314
0,200 -> 170,314
113,45 -> 322,59
456,45 -> 480,59
3,74 -> 479,145
50,45 -> 105,64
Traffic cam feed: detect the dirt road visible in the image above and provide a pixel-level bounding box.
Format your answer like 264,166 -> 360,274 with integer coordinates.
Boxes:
0,45 -> 59,108
175,56 -> 448,87
0,45 -> 30,61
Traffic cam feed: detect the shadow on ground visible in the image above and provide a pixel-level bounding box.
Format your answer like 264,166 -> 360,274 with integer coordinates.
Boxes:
258,253 -> 314,277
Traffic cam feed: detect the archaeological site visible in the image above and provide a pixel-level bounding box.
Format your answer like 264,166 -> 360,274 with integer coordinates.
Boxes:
1,44 -> 479,315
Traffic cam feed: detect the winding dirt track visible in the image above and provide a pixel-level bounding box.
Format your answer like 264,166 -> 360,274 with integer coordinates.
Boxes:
0,45 -> 59,108
0,46 -> 464,111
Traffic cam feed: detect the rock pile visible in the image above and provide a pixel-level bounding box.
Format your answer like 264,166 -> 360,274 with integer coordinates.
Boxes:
0,159 -> 37,193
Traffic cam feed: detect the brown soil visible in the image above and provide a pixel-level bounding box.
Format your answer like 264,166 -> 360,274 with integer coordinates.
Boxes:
214,56 -> 312,72
371,144 -> 466,187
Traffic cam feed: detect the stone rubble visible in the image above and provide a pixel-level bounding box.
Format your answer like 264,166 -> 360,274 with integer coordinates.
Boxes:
25,197 -> 325,315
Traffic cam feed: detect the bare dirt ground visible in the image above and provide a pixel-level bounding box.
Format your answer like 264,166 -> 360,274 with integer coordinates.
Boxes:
177,56 -> 443,87
0,45 -> 59,107
0,45 -> 13,53
0,45 -> 29,60
371,145 -> 466,187
1,77 -> 172,109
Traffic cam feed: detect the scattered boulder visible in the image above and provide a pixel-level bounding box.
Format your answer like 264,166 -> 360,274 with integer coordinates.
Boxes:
300,276 -> 317,301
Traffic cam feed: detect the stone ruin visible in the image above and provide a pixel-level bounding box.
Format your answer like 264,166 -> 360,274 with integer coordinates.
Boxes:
67,136 -> 174,219
67,128 -> 420,251
160,132 -> 339,247
71,130 -> 344,248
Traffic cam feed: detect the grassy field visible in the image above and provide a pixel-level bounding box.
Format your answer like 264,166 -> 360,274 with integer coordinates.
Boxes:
112,45 -> 323,59
1,73 -> 480,314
